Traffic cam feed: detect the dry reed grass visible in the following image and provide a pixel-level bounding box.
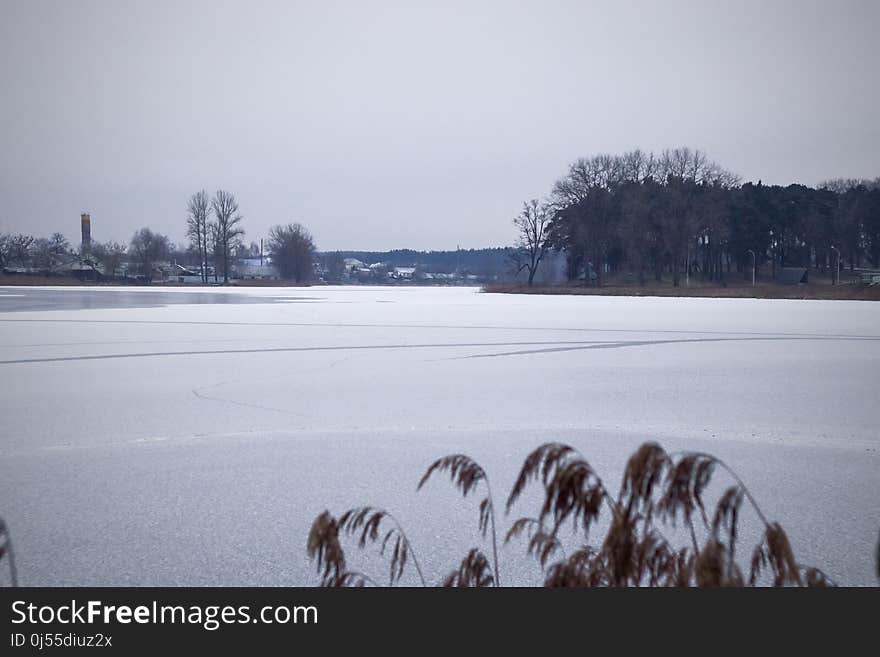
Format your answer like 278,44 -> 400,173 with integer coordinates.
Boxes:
308,441 -> 880,587
0,517 -> 18,586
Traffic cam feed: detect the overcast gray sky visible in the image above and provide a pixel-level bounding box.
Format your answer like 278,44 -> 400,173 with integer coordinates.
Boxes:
2,0 -> 878,251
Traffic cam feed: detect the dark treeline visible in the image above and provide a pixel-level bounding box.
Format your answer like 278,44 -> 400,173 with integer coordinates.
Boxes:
519,148 -> 880,287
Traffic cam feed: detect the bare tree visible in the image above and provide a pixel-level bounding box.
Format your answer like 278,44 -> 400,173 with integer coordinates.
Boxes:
129,227 -> 170,282
186,190 -> 211,283
207,221 -> 220,282
0,234 -> 12,269
267,223 -> 316,282
657,147 -> 739,187
31,233 -> 69,272
320,251 -> 346,282
91,241 -> 127,278
510,199 -> 551,286
6,234 -> 34,267
210,190 -> 244,283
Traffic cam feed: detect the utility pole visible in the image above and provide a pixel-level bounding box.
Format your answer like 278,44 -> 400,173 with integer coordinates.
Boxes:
747,249 -> 756,287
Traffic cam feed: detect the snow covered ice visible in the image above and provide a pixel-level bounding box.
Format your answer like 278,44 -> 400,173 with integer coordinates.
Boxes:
0,285 -> 878,585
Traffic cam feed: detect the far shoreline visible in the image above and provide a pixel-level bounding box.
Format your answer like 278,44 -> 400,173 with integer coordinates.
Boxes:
3,274 -> 879,301
483,282 -> 880,302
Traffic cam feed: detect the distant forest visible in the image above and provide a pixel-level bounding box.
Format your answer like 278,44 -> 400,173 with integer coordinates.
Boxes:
318,248 -> 515,280
510,148 -> 880,287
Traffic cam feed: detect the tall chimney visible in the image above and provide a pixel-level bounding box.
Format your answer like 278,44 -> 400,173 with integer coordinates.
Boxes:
81,213 -> 91,255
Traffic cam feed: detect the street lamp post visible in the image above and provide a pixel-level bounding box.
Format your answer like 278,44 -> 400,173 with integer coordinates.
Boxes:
747,249 -> 756,287
831,246 -> 840,285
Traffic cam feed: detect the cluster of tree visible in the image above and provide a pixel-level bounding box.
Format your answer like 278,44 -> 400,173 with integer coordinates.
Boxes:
511,147 -> 880,286
3,190 -> 317,284
184,190 -> 319,283
185,189 -> 244,283
0,230 -> 130,278
0,232 -> 69,272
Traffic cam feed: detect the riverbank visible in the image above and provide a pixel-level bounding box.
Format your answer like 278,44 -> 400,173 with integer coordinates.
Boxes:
483,282 -> 880,301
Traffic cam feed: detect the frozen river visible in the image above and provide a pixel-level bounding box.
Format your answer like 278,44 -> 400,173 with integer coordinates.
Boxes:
0,285 -> 878,586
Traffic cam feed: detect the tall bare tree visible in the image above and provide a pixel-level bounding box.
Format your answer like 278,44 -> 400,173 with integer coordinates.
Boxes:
207,221 -> 220,282
210,190 -> 244,283
510,199 -> 551,286
186,190 -> 211,283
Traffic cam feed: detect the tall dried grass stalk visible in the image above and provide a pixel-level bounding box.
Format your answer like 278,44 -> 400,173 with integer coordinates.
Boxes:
418,454 -> 501,586
0,517 -> 18,587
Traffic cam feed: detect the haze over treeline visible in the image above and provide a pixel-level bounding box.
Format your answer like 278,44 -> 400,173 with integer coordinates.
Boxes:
1,1 -> 878,250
